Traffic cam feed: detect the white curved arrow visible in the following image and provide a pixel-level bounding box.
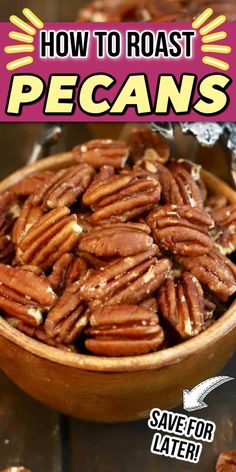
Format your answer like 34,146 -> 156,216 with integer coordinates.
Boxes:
183,376 -> 234,412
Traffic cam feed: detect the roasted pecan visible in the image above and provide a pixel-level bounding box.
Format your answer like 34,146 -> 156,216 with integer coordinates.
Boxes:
204,298 -> 216,321
209,204 -> 236,255
0,264 -> 56,326
195,2 -> 236,21
76,213 -> 93,233
94,165 -> 115,181
1,468 -> 31,472
77,251 -> 107,269
140,297 -> 158,314
0,235 -> 14,263
169,159 -> 207,202
66,255 -> 88,285
155,11 -> 193,21
0,191 -> 20,254
158,272 -> 205,338
11,171 -> 54,197
31,164 -> 95,210
156,162 -> 204,207
126,126 -> 169,164
77,0 -> 162,21
178,159 -> 207,202
48,253 -> 74,293
210,204 -> 236,228
168,160 -> 204,207
80,247 -> 172,308
0,189 -> 18,215
83,169 -> 161,224
147,205 -> 214,256
48,253 -> 88,294
45,277 -> 89,343
7,317 -> 77,352
205,195 -> 228,211
79,222 -> 153,257
15,207 -> 82,269
177,249 -> 236,301
85,304 -> 164,356
154,163 -> 183,205
21,264 -> 43,276
216,451 -> 236,472
73,139 -> 129,169
35,328 -> 78,351
12,196 -> 43,244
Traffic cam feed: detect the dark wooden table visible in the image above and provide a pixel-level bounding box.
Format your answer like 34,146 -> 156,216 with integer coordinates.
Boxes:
0,122 -> 235,472
0,357 -> 235,472
0,2 -> 235,471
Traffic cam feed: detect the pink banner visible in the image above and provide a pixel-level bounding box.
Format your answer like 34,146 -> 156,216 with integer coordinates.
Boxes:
0,22 -> 235,121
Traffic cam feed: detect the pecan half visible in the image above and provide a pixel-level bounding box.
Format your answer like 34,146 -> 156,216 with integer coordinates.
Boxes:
154,163 -> 183,205
205,195 -> 228,211
73,139 -> 129,169
169,159 -> 207,202
45,278 -> 89,343
169,161 -> 204,207
210,204 -> 236,228
11,171 -> 54,197
48,253 -> 74,294
66,255 -> 88,285
177,249 -> 236,301
85,304 -> 164,356
210,204 -> 236,255
147,205 -> 214,256
80,247 -> 172,308
204,298 -> 216,320
83,169 -> 161,224
158,272 -> 205,338
7,317 -> 77,352
77,0 -> 162,22
94,165 -> 115,181
156,162 -> 204,207
76,213 -> 93,233
31,164 -> 95,210
0,264 -> 56,326
79,222 -> 153,257
48,253 -> 88,294
15,207 -> 82,269
0,190 -> 18,221
77,251 -> 107,269
12,196 -> 43,244
0,192 -> 20,258
216,451 -> 236,472
140,297 -> 158,313
126,126 -> 169,164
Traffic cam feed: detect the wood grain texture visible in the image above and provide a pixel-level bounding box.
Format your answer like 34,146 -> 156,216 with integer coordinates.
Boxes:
0,374 -> 62,472
69,358 -> 236,472
0,357 -> 234,472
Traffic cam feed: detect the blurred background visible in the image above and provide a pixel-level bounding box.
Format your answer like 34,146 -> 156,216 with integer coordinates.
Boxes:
1,0 -> 92,178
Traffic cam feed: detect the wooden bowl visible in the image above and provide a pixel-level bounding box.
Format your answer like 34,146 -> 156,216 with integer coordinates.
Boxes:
0,154 -> 235,423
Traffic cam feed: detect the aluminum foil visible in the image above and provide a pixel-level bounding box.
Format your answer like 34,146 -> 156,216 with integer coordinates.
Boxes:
151,122 -> 236,186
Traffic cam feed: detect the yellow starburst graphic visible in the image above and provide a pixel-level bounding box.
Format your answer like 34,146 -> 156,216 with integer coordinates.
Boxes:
4,8 -> 44,71
192,8 -> 231,71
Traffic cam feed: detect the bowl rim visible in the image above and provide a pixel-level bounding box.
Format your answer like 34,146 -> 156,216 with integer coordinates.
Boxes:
0,153 -> 235,373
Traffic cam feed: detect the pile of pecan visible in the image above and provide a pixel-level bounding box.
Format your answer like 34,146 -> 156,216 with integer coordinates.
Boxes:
77,0 -> 236,22
216,450 -> 236,472
0,125 -> 236,357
